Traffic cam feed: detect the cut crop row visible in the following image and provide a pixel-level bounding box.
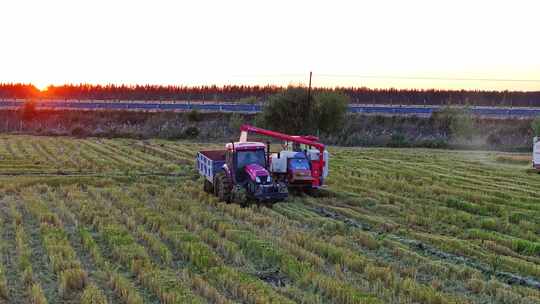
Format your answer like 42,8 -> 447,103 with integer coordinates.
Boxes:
54,186 -> 209,304
10,202 -> 48,304
22,191 -> 89,299
82,184 -> 295,304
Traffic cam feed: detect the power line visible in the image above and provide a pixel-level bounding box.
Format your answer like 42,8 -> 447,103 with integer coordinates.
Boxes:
317,74 -> 540,83
232,73 -> 540,83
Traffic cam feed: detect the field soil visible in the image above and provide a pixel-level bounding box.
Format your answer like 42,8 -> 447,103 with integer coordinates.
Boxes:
0,135 -> 538,304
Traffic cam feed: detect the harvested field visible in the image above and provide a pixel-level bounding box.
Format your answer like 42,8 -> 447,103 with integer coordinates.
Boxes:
0,135 -> 538,304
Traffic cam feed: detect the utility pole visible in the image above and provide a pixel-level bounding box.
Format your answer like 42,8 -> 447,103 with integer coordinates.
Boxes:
307,71 -> 312,107
307,71 -> 313,132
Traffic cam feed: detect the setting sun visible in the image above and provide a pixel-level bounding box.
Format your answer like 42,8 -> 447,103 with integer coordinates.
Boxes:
35,83 -> 49,92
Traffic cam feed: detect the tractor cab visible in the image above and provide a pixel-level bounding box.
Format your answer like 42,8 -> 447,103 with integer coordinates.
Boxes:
226,142 -> 267,183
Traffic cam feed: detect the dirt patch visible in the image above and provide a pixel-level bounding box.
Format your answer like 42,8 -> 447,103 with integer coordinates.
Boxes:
254,270 -> 288,288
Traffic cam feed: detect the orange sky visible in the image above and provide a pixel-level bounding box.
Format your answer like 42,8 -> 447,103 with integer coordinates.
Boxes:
1,0 -> 539,91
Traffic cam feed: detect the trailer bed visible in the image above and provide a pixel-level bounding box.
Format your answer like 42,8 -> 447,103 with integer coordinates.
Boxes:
197,150 -> 226,182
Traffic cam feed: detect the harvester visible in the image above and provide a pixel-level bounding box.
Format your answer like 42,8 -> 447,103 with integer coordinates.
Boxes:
196,125 -> 328,204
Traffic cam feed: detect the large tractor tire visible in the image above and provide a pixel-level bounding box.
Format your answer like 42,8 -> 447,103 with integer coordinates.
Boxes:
203,179 -> 214,193
216,172 -> 231,203
213,176 -> 220,196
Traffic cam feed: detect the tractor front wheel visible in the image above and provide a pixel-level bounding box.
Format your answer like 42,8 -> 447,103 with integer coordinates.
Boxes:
216,172 -> 231,203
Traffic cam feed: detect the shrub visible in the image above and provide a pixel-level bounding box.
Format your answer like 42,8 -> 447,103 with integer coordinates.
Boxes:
183,127 -> 200,139
486,133 -> 502,148
531,117 -> 540,136
262,87 -> 311,134
434,106 -> 475,141
261,87 -> 348,135
228,113 -> 244,131
21,100 -> 38,121
252,113 -> 266,128
313,91 -> 349,134
70,125 -> 88,138
388,133 -> 409,147
161,127 -> 185,140
187,109 -> 202,122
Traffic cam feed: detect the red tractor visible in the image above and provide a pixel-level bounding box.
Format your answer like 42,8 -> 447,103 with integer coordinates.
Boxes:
196,125 -> 328,204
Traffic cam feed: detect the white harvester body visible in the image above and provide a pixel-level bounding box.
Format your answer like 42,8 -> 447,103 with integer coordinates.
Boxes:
534,137 -> 540,170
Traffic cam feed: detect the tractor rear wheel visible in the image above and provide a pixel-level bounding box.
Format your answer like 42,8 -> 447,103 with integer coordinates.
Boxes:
213,176 -> 220,196
216,172 -> 231,203
203,179 -> 214,193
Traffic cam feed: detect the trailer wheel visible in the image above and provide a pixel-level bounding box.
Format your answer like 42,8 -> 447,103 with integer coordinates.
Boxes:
203,180 -> 214,193
216,172 -> 231,203
213,176 -> 220,196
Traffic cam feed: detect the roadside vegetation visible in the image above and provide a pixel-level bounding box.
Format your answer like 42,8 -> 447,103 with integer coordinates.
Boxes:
0,135 -> 538,303
0,101 -> 534,151
531,117 -> 540,137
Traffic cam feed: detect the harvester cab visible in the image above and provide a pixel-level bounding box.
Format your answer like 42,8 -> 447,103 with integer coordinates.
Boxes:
269,151 -> 310,184
279,138 -> 329,186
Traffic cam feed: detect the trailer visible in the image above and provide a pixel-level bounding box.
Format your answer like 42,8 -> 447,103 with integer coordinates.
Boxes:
196,150 -> 226,193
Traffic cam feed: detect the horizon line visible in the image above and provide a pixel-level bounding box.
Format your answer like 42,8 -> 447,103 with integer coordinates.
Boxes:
1,82 -> 539,93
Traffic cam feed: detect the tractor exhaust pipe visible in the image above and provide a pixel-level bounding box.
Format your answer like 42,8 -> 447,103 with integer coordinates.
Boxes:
266,141 -> 271,169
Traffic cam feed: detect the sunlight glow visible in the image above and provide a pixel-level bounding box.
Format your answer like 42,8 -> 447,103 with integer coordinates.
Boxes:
0,0 -> 539,91
35,82 -> 49,92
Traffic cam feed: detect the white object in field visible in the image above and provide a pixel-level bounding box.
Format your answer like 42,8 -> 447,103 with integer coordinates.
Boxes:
270,153 -> 287,173
307,149 -> 329,178
323,150 -> 329,178
307,149 -> 320,160
534,137 -> 540,169
270,151 -> 299,173
239,131 -> 248,142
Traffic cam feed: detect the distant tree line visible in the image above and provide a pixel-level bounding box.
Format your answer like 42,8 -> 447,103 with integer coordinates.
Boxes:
1,83 -> 539,106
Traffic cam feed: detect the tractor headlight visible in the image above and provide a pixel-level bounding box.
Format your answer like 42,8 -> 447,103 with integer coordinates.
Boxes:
255,176 -> 261,183
267,176 -> 272,182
